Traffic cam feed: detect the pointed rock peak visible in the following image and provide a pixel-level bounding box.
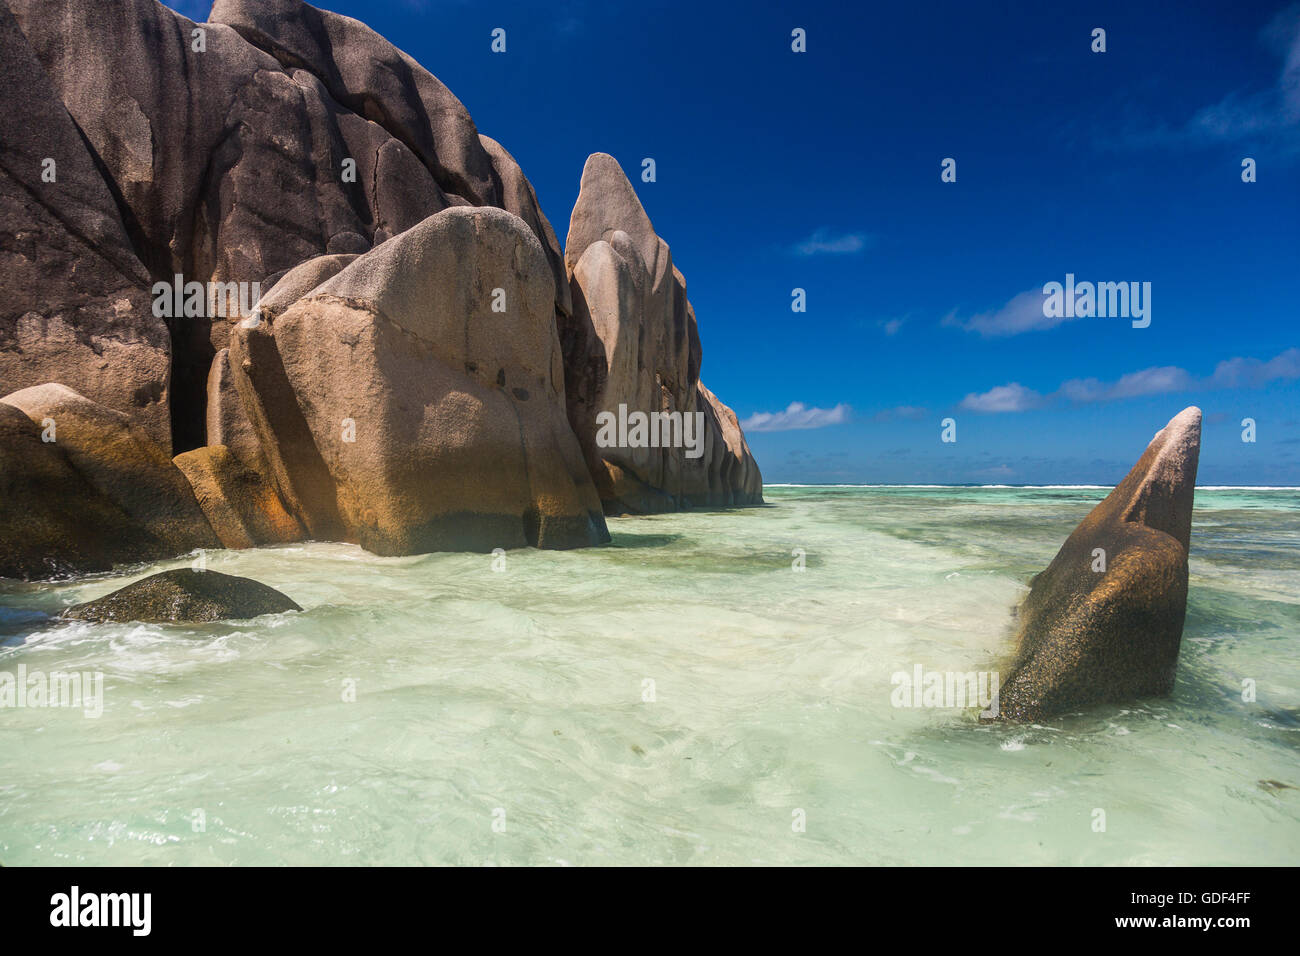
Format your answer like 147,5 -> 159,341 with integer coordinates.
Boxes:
1108,405 -> 1202,551
565,152 -> 659,275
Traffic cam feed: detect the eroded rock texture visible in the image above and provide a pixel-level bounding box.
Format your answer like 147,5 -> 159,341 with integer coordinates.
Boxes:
3,0 -> 572,451
229,207 -> 608,553
993,407 -> 1202,722
0,0 -> 760,575
62,568 -> 301,623
563,153 -> 762,514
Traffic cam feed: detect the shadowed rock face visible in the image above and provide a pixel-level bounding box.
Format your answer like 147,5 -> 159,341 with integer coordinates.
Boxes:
0,1 -> 170,450
2,384 -> 218,554
992,407 -> 1202,722
3,0 -> 571,451
61,569 -> 301,623
562,153 -> 763,513
0,402 -> 160,579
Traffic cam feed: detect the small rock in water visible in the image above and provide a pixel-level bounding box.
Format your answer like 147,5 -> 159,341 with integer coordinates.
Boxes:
61,569 -> 302,624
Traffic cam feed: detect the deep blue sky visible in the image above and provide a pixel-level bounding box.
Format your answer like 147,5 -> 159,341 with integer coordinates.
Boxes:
172,0 -> 1299,485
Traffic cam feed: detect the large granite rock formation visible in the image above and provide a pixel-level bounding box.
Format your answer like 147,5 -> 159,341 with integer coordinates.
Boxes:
0,1 -> 171,449
992,407 -> 1202,722
62,568 -> 302,623
0,0 -> 760,574
229,206 -> 609,554
2,0 -> 571,452
562,154 -> 763,513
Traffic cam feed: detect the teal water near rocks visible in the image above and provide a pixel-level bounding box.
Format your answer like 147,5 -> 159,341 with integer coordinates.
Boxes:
1,486 -> 1297,865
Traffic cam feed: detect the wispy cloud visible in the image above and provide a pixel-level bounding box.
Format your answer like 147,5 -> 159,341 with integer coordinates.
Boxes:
959,383 -> 1046,413
961,348 -> 1300,413
741,402 -> 851,432
873,405 -> 928,423
1099,5 -> 1300,155
1059,366 -> 1195,403
792,228 -> 871,256
943,288 -> 1076,337
1187,6 -> 1300,144
1209,348 -> 1300,387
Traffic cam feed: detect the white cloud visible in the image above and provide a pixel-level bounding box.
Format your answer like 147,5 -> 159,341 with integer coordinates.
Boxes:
944,289 -> 1075,337
873,405 -> 927,423
1059,366 -> 1196,403
741,402 -> 851,432
961,347 -> 1300,413
959,383 -> 1045,413
1209,347 -> 1300,387
793,229 -> 870,256
1100,6 -> 1300,154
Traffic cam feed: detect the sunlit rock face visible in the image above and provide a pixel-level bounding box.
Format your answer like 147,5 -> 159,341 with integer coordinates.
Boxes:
992,407 -> 1202,722
563,153 -> 762,514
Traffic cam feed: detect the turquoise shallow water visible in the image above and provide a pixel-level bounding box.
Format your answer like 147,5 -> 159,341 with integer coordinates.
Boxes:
1,486 -> 1297,865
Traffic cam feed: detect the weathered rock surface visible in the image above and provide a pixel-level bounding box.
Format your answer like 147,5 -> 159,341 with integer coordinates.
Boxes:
204,348 -> 266,470
562,153 -> 762,513
5,0 -> 572,452
2,384 -> 218,554
992,407 -> 1202,722
229,205 -> 609,554
0,0 -> 761,564
174,445 -> 304,550
61,568 -> 301,623
0,0 -> 170,449
0,403 -> 158,579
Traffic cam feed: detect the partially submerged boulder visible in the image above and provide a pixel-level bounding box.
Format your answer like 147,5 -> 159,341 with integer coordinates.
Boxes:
1,1 -> 763,565
992,407 -> 1202,722
61,568 -> 302,623
2,384 -> 218,554
228,205 -> 609,554
0,403 -> 158,579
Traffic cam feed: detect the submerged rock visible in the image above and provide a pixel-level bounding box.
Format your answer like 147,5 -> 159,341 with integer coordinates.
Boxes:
62,569 -> 302,623
992,407 -> 1202,722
